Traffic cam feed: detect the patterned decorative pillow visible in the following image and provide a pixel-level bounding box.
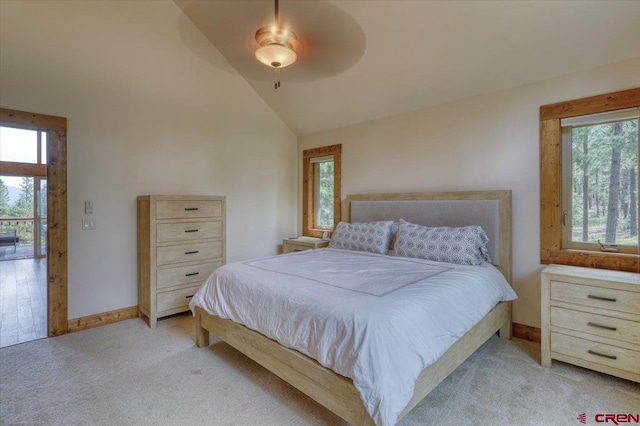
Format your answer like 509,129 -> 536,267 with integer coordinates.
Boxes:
329,221 -> 395,254
393,219 -> 492,265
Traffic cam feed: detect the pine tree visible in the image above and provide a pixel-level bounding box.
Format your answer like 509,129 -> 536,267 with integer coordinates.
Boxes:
10,177 -> 34,218
604,123 -> 623,244
0,178 -> 10,217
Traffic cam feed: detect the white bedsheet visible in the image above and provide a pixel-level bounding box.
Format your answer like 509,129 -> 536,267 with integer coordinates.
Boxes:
189,248 -> 517,426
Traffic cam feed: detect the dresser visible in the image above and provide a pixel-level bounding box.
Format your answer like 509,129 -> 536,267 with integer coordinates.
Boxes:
283,236 -> 329,253
137,195 -> 225,327
541,264 -> 639,382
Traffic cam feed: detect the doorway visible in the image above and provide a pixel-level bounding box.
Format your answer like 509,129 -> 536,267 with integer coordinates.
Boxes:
0,108 -> 68,347
0,126 -> 48,346
1,126 -> 47,259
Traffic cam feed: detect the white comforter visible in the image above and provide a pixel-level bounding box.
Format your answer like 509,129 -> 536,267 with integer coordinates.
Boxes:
189,248 -> 517,426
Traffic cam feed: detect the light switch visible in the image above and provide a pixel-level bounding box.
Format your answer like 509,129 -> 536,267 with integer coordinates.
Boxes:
82,218 -> 96,230
85,200 -> 94,214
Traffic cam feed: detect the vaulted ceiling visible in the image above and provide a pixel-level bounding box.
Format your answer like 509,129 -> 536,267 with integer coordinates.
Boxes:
176,1 -> 640,136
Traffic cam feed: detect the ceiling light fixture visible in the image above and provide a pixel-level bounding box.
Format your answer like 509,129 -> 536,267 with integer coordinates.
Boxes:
254,0 -> 298,89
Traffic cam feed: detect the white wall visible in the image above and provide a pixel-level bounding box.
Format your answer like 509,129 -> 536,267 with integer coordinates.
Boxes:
299,57 -> 640,328
0,0 -> 297,319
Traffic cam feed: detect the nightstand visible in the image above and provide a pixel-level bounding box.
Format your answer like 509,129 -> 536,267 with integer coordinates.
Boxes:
283,237 -> 329,253
541,264 -> 639,383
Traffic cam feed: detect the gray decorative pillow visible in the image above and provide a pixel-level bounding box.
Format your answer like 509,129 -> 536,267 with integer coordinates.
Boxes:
329,221 -> 394,254
393,219 -> 491,265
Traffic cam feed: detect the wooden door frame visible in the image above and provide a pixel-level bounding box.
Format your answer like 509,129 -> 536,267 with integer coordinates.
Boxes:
0,107 -> 68,336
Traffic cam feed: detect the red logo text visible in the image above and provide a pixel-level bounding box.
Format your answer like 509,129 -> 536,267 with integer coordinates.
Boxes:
595,414 -> 640,425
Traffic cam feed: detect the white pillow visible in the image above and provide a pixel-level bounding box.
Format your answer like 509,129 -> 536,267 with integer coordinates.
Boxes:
393,219 -> 491,265
329,221 -> 394,254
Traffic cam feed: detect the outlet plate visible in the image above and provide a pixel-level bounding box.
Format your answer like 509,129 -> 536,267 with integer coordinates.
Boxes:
82,218 -> 96,230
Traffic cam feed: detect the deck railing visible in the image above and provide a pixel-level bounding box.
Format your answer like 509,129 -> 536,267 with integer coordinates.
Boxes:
0,217 -> 36,245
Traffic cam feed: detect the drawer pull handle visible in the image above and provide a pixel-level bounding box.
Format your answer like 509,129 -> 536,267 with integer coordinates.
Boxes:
587,350 -> 617,360
587,322 -> 617,331
184,207 -> 199,211
185,229 -> 199,233
185,295 -> 194,299
185,272 -> 199,277
587,295 -> 617,302
185,250 -> 199,255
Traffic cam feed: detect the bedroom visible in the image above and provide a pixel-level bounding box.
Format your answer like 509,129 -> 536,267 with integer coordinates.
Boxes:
0,1 -> 639,425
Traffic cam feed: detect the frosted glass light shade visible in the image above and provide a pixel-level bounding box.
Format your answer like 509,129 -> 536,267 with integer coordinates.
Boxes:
255,43 -> 297,68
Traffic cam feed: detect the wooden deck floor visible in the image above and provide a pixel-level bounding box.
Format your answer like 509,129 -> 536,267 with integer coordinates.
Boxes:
0,258 -> 47,348
0,245 -> 38,261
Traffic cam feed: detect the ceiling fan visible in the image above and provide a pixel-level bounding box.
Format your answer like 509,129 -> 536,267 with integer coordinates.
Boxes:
254,0 -> 300,89
175,1 -> 366,85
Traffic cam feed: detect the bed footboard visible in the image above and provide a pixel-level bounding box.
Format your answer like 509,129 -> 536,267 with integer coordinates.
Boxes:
194,307 -> 374,425
194,301 -> 511,425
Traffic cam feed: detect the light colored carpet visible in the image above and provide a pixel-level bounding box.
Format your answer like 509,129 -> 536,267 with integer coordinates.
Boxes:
1,314 -> 638,426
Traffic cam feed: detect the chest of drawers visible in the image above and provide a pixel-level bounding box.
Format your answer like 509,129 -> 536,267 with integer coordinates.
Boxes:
541,264 -> 639,382
137,195 -> 225,327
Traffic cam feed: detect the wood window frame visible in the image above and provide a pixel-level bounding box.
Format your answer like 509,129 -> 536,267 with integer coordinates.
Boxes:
303,144 -> 341,238
540,87 -> 640,272
0,108 -> 68,336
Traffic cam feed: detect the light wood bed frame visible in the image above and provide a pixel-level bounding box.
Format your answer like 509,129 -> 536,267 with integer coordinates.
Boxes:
195,190 -> 513,425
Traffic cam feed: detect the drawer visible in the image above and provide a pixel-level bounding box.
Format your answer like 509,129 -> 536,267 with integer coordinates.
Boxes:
551,280 -> 640,315
551,332 -> 639,374
283,239 -> 329,253
156,200 -> 222,220
156,221 -> 222,243
284,243 -> 311,253
550,306 -> 640,345
157,241 -> 223,266
157,261 -> 221,290
157,284 -> 201,313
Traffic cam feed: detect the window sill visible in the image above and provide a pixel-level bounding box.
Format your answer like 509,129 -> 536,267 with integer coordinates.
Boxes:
541,248 -> 639,273
304,229 -> 333,239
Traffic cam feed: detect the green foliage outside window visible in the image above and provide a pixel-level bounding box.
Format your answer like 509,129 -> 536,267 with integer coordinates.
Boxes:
317,161 -> 334,228
10,177 -> 35,218
0,178 -> 10,217
0,177 -> 36,244
570,118 -> 639,246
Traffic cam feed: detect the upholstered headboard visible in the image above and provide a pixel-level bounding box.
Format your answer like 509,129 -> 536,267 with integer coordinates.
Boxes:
345,191 -> 512,284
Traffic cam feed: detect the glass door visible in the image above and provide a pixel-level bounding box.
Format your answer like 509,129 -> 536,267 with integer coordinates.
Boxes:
0,126 -> 47,259
34,178 -> 47,257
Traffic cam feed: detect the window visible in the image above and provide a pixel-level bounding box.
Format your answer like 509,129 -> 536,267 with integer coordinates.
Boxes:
0,126 -> 49,258
303,144 -> 341,238
561,109 -> 639,254
540,87 -> 640,272
0,127 -> 39,163
313,156 -> 335,228
0,126 -> 48,177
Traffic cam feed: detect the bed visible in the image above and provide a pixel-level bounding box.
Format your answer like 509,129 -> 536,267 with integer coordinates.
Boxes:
190,190 -> 514,425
